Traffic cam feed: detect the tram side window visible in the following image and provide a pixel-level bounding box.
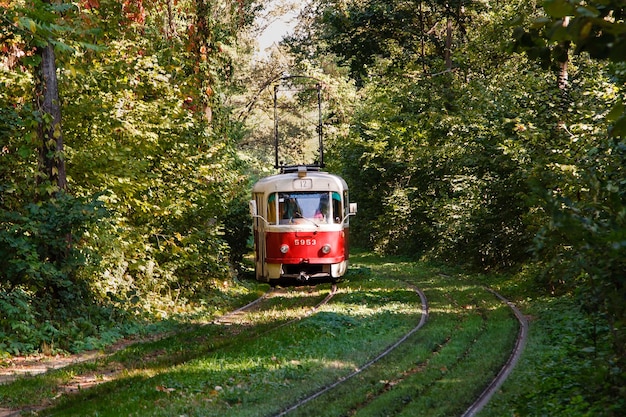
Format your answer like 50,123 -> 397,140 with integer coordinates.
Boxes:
332,192 -> 343,223
267,193 -> 277,224
343,191 -> 349,223
313,193 -> 329,222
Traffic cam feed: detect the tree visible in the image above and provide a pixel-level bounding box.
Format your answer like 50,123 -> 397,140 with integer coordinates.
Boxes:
36,16 -> 66,191
287,0 -> 479,84
514,0 -> 626,399
282,0 -> 625,410
288,0 -> 542,267
4,0 -> 75,193
514,0 -> 626,135
1,0 -> 263,354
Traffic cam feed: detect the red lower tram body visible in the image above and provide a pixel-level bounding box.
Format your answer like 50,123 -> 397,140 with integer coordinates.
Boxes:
263,228 -> 349,282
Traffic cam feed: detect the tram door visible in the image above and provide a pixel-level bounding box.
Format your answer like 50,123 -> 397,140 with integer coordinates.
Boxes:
252,193 -> 267,281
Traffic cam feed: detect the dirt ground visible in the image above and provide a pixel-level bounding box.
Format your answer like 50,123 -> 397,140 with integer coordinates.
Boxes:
0,335 -> 165,416
0,350 -> 103,385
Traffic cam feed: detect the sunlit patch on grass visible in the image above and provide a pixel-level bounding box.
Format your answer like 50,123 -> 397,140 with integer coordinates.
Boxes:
301,357 -> 359,372
0,254 -> 526,417
427,301 -> 481,314
269,287 -> 329,299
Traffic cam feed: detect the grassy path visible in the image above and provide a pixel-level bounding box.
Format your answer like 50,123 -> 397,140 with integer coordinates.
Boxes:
0,254 -> 521,416
286,257 -> 518,417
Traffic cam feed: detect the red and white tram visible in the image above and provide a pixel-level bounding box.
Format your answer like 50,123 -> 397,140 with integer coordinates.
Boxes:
250,166 -> 356,284
249,76 -> 357,284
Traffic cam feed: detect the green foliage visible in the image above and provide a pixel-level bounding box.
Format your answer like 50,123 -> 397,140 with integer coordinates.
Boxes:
0,193 -> 105,294
513,0 -> 626,136
504,298 -> 625,416
509,0 -> 626,395
0,192 -> 109,354
324,4 -> 547,269
0,0 -> 262,354
532,136 -> 626,392
59,35 -> 245,298
3,0 -> 102,60
294,0 -> 478,84
0,288 -> 38,354
293,2 -> 626,407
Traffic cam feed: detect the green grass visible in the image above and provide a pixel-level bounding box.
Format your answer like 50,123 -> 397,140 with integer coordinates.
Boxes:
289,257 -> 519,417
6,253 -> 593,416
477,295 -> 626,417
29,273 -> 421,417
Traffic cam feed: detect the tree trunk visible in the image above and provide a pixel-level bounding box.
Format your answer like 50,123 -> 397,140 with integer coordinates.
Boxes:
556,16 -> 571,133
36,41 -> 67,191
420,1 -> 426,71
445,11 -> 453,70
557,17 -> 570,92
194,0 -> 213,123
166,0 -> 177,38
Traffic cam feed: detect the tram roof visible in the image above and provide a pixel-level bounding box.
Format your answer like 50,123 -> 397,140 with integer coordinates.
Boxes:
252,167 -> 348,194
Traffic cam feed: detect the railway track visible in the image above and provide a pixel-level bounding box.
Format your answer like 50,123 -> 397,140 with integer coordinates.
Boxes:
1,285 -> 337,384
273,283 -> 527,417
0,284 -> 337,416
275,284 -> 429,417
214,284 -> 338,328
0,287 -> 280,387
460,288 -> 529,417
0,271 -> 527,417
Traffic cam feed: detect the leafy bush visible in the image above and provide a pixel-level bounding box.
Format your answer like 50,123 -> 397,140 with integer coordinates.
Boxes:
0,0 -> 258,355
513,298 -> 625,416
333,70 -> 539,269
0,193 -> 106,303
0,192 -> 111,354
0,288 -> 38,355
532,136 -> 626,397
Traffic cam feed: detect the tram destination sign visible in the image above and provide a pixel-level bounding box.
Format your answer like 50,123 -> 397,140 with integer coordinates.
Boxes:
293,179 -> 313,190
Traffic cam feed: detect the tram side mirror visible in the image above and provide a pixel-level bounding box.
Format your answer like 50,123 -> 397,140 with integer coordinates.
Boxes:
342,203 -> 358,223
249,200 -> 257,217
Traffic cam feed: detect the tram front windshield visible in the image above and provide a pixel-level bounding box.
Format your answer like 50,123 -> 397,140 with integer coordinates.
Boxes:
267,192 -> 343,224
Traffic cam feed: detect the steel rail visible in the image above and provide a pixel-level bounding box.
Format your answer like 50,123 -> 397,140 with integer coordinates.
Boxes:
274,285 -> 429,417
460,288 -> 529,417
258,284 -> 338,336
212,287 -> 276,325
215,284 -> 337,327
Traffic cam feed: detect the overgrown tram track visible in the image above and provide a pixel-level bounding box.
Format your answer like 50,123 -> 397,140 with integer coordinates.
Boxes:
0,286 -> 298,386
344,290 -> 491,417
461,288 -> 529,417
214,284 -> 338,329
274,284 -> 527,417
274,284 -> 430,417
6,285 -> 337,381
0,284 -> 338,417
1,281 -> 526,417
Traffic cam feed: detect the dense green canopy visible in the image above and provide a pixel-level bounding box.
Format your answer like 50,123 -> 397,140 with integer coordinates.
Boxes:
1,0 -> 259,352
288,0 -> 625,411
1,0 -> 624,412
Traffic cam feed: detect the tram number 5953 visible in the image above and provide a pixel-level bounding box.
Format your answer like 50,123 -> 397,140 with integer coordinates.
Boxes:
294,239 -> 317,246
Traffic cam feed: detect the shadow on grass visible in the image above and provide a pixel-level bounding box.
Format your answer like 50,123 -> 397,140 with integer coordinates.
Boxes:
40,281 -> 424,416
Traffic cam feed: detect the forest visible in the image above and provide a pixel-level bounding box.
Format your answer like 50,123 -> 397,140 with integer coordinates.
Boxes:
1,0 -> 624,413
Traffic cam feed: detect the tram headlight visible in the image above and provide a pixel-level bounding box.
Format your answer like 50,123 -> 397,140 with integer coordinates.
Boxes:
280,244 -> 289,254
321,244 -> 331,254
